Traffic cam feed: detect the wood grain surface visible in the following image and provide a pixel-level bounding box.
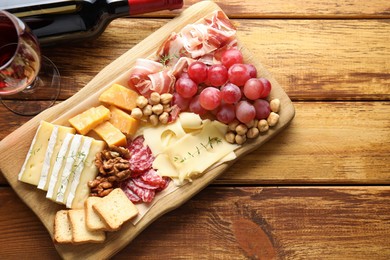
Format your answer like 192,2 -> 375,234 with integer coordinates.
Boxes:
0,0 -> 389,259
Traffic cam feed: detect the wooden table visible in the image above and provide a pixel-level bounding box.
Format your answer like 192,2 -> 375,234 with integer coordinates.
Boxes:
1,0 -> 390,258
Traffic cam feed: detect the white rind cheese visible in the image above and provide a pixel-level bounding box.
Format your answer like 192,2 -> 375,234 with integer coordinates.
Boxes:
18,121 -> 55,185
46,133 -> 73,200
55,135 -> 83,203
68,139 -> 105,209
62,136 -> 92,205
37,125 -> 76,190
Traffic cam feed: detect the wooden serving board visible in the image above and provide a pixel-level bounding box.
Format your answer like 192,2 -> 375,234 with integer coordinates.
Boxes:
0,1 -> 295,259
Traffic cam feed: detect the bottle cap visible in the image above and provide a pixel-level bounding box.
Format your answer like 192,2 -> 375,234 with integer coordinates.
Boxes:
129,0 -> 184,15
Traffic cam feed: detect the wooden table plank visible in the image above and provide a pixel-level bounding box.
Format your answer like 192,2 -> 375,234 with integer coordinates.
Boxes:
37,18 -> 390,101
141,0 -> 390,18
1,101 -> 389,185
1,186 -> 389,259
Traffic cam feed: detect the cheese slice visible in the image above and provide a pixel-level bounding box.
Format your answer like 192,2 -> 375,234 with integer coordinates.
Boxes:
61,137 -> 92,205
153,153 -> 179,178
46,133 -> 73,200
55,135 -> 83,203
143,119 -> 186,156
99,83 -> 139,111
109,105 -> 139,136
67,139 -> 105,209
162,120 -> 239,183
37,125 -> 76,190
18,121 -> 55,185
179,112 -> 203,131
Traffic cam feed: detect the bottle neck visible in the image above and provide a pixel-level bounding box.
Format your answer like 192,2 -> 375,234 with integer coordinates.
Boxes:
127,0 -> 183,15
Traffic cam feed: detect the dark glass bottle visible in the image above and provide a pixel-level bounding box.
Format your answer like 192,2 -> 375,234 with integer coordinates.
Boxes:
2,0 -> 183,46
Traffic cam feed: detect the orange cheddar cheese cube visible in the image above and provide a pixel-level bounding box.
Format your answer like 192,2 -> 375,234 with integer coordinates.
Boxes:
109,106 -> 139,136
93,121 -> 127,147
68,105 -> 110,135
99,84 -> 139,111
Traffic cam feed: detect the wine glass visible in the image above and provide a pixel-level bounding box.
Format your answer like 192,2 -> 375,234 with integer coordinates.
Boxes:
0,10 -> 60,116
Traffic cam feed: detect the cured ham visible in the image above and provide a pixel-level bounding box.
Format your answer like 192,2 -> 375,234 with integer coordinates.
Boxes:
128,58 -> 164,90
128,11 -> 237,98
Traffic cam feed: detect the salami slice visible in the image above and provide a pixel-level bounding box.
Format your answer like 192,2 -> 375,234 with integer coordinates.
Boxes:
128,136 -> 154,174
120,181 -> 141,203
127,180 -> 155,203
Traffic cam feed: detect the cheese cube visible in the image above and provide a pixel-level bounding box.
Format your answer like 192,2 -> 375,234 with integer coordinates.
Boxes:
99,83 -> 139,111
38,125 -> 76,190
93,121 -> 127,147
18,121 -> 56,185
68,105 -> 110,135
67,139 -> 105,209
109,106 -> 139,136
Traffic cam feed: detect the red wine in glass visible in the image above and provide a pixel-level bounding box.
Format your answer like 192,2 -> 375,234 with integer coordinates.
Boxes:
0,10 -> 60,116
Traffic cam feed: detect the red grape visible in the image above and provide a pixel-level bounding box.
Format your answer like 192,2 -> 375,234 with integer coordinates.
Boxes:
220,83 -> 242,104
172,92 -> 191,111
216,104 -> 236,124
189,95 -> 207,115
243,78 -> 265,100
228,64 -> 251,87
220,49 -> 243,69
258,77 -> 272,98
253,99 -> 271,119
235,100 -> 256,124
188,61 -> 208,84
175,77 -> 198,98
199,87 -> 222,110
207,64 -> 228,87
246,64 -> 257,78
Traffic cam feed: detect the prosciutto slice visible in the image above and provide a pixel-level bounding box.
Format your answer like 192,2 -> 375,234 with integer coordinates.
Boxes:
128,58 -> 164,90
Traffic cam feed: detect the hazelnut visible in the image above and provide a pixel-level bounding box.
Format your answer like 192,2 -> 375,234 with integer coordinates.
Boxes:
235,134 -> 247,145
267,112 -> 279,127
258,119 -> 269,132
270,99 -> 281,113
131,107 -> 143,119
142,104 -> 153,116
245,119 -> 258,128
152,104 -> 164,115
163,104 -> 172,113
160,93 -> 173,105
247,127 -> 260,139
225,131 -> 236,144
159,112 -> 169,124
149,114 -> 159,126
136,95 -> 148,108
235,124 -> 248,136
228,119 -> 240,131
149,92 -> 161,105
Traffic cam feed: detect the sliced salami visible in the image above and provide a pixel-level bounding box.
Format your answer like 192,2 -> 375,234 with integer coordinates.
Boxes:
120,181 -> 141,203
127,179 -> 155,203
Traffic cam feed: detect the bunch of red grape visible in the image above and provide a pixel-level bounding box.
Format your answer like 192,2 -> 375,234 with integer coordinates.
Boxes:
173,49 -> 272,125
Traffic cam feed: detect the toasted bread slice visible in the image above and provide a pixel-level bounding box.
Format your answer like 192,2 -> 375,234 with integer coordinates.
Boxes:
93,188 -> 139,231
68,209 -> 105,244
85,196 -> 112,231
53,210 -> 73,243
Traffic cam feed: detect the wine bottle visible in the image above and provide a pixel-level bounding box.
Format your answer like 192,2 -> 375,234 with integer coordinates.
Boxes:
1,0 -> 184,46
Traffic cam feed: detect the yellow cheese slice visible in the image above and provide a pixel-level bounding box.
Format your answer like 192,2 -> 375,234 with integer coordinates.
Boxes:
143,119 -> 186,156
179,112 -> 203,131
99,83 -> 139,111
153,154 -> 179,178
18,121 -> 55,186
68,139 -> 105,209
93,121 -> 127,147
162,120 -> 239,183
68,105 -> 110,135
38,125 -> 76,190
